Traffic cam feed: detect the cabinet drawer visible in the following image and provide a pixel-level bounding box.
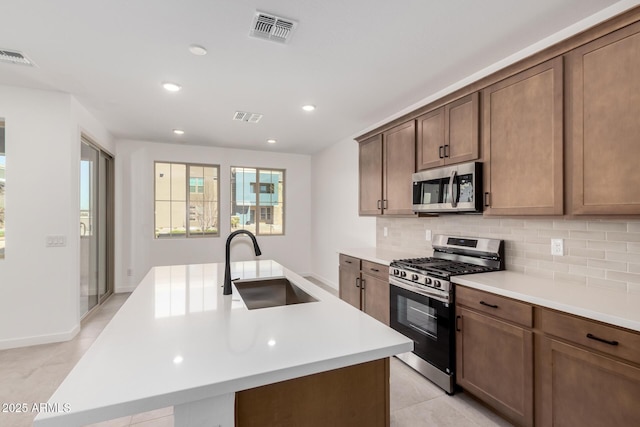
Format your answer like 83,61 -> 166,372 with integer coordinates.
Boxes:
539,308 -> 640,365
339,254 -> 360,270
361,260 -> 388,280
456,286 -> 532,328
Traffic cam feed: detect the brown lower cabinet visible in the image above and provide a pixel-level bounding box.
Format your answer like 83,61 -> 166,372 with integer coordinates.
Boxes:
455,287 -> 534,427
536,308 -> 640,427
456,285 -> 640,427
236,358 -> 390,426
339,254 -> 390,325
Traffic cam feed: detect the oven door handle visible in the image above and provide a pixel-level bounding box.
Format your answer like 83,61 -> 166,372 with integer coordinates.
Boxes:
390,277 -> 450,304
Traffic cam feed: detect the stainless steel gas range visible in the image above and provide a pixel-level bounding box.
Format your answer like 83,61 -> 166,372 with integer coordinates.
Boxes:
389,235 -> 504,394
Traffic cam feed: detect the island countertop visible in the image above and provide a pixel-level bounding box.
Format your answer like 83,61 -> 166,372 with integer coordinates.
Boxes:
35,260 -> 412,427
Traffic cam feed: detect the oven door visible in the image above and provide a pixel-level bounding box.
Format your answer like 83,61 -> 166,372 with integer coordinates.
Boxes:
389,279 -> 453,374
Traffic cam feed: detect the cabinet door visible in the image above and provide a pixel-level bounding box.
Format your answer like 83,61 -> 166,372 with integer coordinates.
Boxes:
568,21 -> 640,214
483,58 -> 563,216
339,254 -> 362,310
383,121 -> 415,215
456,307 -> 533,427
445,92 -> 479,165
537,337 -> 640,427
359,134 -> 383,215
416,107 -> 445,170
361,273 -> 390,326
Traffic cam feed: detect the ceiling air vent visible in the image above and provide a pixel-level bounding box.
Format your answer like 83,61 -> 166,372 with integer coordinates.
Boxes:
233,111 -> 263,123
0,49 -> 34,66
249,11 -> 297,44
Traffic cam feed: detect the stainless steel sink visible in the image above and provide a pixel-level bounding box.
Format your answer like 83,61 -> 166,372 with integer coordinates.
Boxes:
234,277 -> 318,310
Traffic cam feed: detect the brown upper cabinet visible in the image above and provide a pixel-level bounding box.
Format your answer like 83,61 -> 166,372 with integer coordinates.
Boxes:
567,21 -> 640,215
359,121 -> 415,215
416,93 -> 480,171
482,57 -> 564,216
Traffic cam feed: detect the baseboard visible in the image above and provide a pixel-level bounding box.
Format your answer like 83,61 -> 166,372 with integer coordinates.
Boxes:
0,324 -> 80,350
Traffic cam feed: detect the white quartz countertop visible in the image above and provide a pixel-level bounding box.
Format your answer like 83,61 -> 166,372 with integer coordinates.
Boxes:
35,260 -> 412,427
339,247 -> 427,265
453,271 -> 640,332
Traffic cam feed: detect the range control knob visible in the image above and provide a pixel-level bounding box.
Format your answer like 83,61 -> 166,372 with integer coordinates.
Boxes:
411,274 -> 419,281
400,271 -> 407,278
393,269 -> 400,276
434,280 -> 441,288
425,277 -> 432,285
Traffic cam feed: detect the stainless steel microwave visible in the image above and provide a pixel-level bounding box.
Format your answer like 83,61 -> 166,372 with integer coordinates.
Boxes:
412,162 -> 482,213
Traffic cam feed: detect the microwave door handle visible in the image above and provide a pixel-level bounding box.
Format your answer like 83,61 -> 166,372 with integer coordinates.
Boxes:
449,170 -> 457,208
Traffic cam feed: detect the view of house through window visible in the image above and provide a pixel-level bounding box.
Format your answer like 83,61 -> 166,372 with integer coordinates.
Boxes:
0,119 -> 5,259
155,162 -> 220,238
231,167 -> 284,235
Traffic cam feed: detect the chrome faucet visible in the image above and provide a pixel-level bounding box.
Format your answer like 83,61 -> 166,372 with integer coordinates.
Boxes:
223,230 -> 262,295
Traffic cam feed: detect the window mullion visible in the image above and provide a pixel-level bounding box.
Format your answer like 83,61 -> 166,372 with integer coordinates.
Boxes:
255,168 -> 261,235
186,165 -> 191,238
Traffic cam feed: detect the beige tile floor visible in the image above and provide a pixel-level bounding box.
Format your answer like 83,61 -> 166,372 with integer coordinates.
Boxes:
1,286 -> 512,427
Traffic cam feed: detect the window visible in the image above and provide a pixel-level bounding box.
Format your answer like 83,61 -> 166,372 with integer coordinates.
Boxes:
155,162 -> 220,238
190,177 -> 204,194
0,120 -> 5,259
231,167 -> 284,235
250,183 -> 275,194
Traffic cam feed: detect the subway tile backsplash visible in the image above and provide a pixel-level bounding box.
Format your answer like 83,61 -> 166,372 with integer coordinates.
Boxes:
377,216 -> 640,293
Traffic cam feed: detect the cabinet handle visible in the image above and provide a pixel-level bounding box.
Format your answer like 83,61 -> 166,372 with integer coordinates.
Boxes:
484,192 -> 490,207
479,300 -> 498,309
444,144 -> 449,158
370,268 -> 379,272
455,315 -> 462,332
439,145 -> 444,158
377,200 -> 382,210
355,277 -> 360,288
586,333 -> 619,346
361,279 -> 366,290
383,199 -> 388,209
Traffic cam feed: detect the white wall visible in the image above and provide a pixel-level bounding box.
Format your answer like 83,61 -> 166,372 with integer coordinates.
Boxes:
310,138 -> 375,289
0,85 -> 113,349
115,139 -> 312,291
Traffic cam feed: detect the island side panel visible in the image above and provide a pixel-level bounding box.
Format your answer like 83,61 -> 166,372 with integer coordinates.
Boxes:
235,358 -> 390,427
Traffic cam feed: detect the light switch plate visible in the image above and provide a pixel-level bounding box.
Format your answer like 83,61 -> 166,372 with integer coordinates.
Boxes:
383,227 -> 388,237
425,230 -> 432,241
46,235 -> 66,247
551,238 -> 564,256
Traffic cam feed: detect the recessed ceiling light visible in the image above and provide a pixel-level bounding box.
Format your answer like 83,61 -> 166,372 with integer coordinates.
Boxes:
162,82 -> 182,92
302,104 -> 316,112
189,44 -> 207,56
267,139 -> 277,144
173,129 -> 185,135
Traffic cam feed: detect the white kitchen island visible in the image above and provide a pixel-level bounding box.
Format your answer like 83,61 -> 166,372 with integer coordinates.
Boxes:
34,260 -> 412,427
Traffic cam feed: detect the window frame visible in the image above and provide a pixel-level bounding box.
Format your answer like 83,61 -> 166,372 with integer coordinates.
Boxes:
231,166 -> 285,236
154,161 -> 221,239
0,120 -> 5,259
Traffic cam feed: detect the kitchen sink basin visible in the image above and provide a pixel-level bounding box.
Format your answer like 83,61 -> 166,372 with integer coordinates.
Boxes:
234,277 -> 318,310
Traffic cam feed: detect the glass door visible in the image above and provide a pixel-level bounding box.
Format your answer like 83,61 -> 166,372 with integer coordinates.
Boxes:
80,139 -> 113,317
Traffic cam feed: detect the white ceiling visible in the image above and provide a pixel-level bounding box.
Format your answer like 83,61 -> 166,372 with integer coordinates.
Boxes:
0,0 -> 628,154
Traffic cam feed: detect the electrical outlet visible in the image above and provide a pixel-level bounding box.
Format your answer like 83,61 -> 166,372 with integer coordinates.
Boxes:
45,235 -> 66,247
551,238 -> 564,256
127,269 -> 133,277
383,227 -> 388,237
425,229 -> 432,241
